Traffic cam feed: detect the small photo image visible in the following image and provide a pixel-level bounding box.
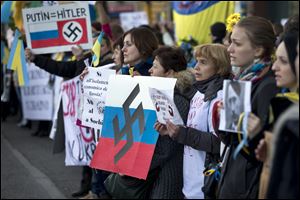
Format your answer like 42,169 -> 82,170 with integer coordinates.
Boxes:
219,80 -> 251,133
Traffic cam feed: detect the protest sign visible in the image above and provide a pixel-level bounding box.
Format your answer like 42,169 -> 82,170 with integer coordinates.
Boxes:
149,87 -> 183,125
219,80 -> 252,133
119,11 -> 149,31
81,67 -> 116,130
90,75 -> 176,179
62,76 -> 100,165
21,63 -> 53,120
22,3 -> 92,54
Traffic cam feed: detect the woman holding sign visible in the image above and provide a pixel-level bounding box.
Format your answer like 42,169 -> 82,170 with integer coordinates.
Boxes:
154,44 -> 232,199
215,16 -> 278,199
148,46 -> 195,199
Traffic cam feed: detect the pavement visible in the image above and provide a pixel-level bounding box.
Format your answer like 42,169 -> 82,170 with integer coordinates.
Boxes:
1,116 -> 82,199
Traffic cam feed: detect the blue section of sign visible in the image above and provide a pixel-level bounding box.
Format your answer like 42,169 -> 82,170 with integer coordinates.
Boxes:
30,30 -> 59,40
102,106 -> 158,145
172,1 -> 219,15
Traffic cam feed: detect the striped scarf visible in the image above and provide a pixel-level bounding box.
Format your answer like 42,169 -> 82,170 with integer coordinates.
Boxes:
235,59 -> 272,83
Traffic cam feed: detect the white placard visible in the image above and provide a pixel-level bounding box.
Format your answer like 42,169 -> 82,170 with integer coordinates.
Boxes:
62,76 -> 100,166
81,67 -> 116,130
22,3 -> 92,54
21,63 -> 53,120
149,87 -> 183,125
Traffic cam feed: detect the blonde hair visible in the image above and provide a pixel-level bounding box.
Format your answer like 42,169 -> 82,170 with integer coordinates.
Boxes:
194,44 -> 232,76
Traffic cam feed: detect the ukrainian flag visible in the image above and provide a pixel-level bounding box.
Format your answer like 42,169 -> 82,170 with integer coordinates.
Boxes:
1,41 -> 10,65
1,1 -> 14,23
13,1 -> 26,32
92,31 -> 105,67
7,30 -> 29,86
173,1 -> 235,45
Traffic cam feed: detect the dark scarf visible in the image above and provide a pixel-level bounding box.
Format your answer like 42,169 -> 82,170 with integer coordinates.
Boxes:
194,74 -> 230,102
132,57 -> 153,76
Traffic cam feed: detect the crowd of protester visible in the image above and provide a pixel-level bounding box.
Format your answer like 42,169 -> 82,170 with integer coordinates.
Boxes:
1,1 -> 298,199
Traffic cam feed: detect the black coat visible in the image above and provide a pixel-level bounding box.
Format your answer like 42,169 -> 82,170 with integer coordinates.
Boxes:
267,104 -> 299,199
32,52 -> 113,78
217,71 -> 278,199
149,70 -> 195,199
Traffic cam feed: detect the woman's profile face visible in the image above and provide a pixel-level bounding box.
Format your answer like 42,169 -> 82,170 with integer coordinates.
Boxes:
272,42 -> 297,89
193,56 -> 217,81
112,45 -> 122,67
122,33 -> 142,66
149,57 -> 168,77
227,26 -> 258,68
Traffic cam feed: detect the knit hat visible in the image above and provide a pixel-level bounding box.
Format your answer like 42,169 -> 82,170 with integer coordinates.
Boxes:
283,32 -> 298,75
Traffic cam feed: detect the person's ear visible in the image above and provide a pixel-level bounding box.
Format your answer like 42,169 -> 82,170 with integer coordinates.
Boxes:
254,46 -> 264,58
166,69 -> 175,77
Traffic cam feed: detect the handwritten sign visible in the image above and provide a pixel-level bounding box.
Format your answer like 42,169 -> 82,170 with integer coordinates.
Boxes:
22,3 -> 92,54
149,87 -> 183,125
81,67 -> 116,130
62,76 -> 100,166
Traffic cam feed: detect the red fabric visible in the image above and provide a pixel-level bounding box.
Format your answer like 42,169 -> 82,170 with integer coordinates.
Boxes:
102,23 -> 113,40
212,100 -> 220,135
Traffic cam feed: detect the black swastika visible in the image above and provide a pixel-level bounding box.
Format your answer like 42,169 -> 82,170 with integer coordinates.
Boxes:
113,84 -> 145,164
63,22 -> 82,42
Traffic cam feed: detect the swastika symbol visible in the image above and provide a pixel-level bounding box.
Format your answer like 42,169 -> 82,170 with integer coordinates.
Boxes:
113,84 -> 145,164
63,21 -> 83,43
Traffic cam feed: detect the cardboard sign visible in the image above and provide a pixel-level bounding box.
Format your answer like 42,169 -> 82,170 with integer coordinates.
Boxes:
22,3 -> 92,54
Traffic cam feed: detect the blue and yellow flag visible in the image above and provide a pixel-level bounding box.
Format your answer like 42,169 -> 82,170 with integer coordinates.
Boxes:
1,1 -> 14,23
1,41 -> 10,65
92,31 -> 105,67
13,1 -> 26,32
7,30 -> 29,86
173,1 -> 235,45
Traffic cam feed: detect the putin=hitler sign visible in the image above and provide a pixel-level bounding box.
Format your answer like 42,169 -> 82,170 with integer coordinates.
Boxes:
22,3 -> 93,54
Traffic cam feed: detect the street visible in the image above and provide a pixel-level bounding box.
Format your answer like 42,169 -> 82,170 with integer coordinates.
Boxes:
1,116 -> 82,199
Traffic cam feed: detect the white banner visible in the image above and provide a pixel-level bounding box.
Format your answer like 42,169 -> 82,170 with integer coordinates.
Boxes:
119,11 -> 149,31
81,67 -> 116,130
21,63 -> 53,120
62,76 -> 99,166
22,3 -> 92,54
